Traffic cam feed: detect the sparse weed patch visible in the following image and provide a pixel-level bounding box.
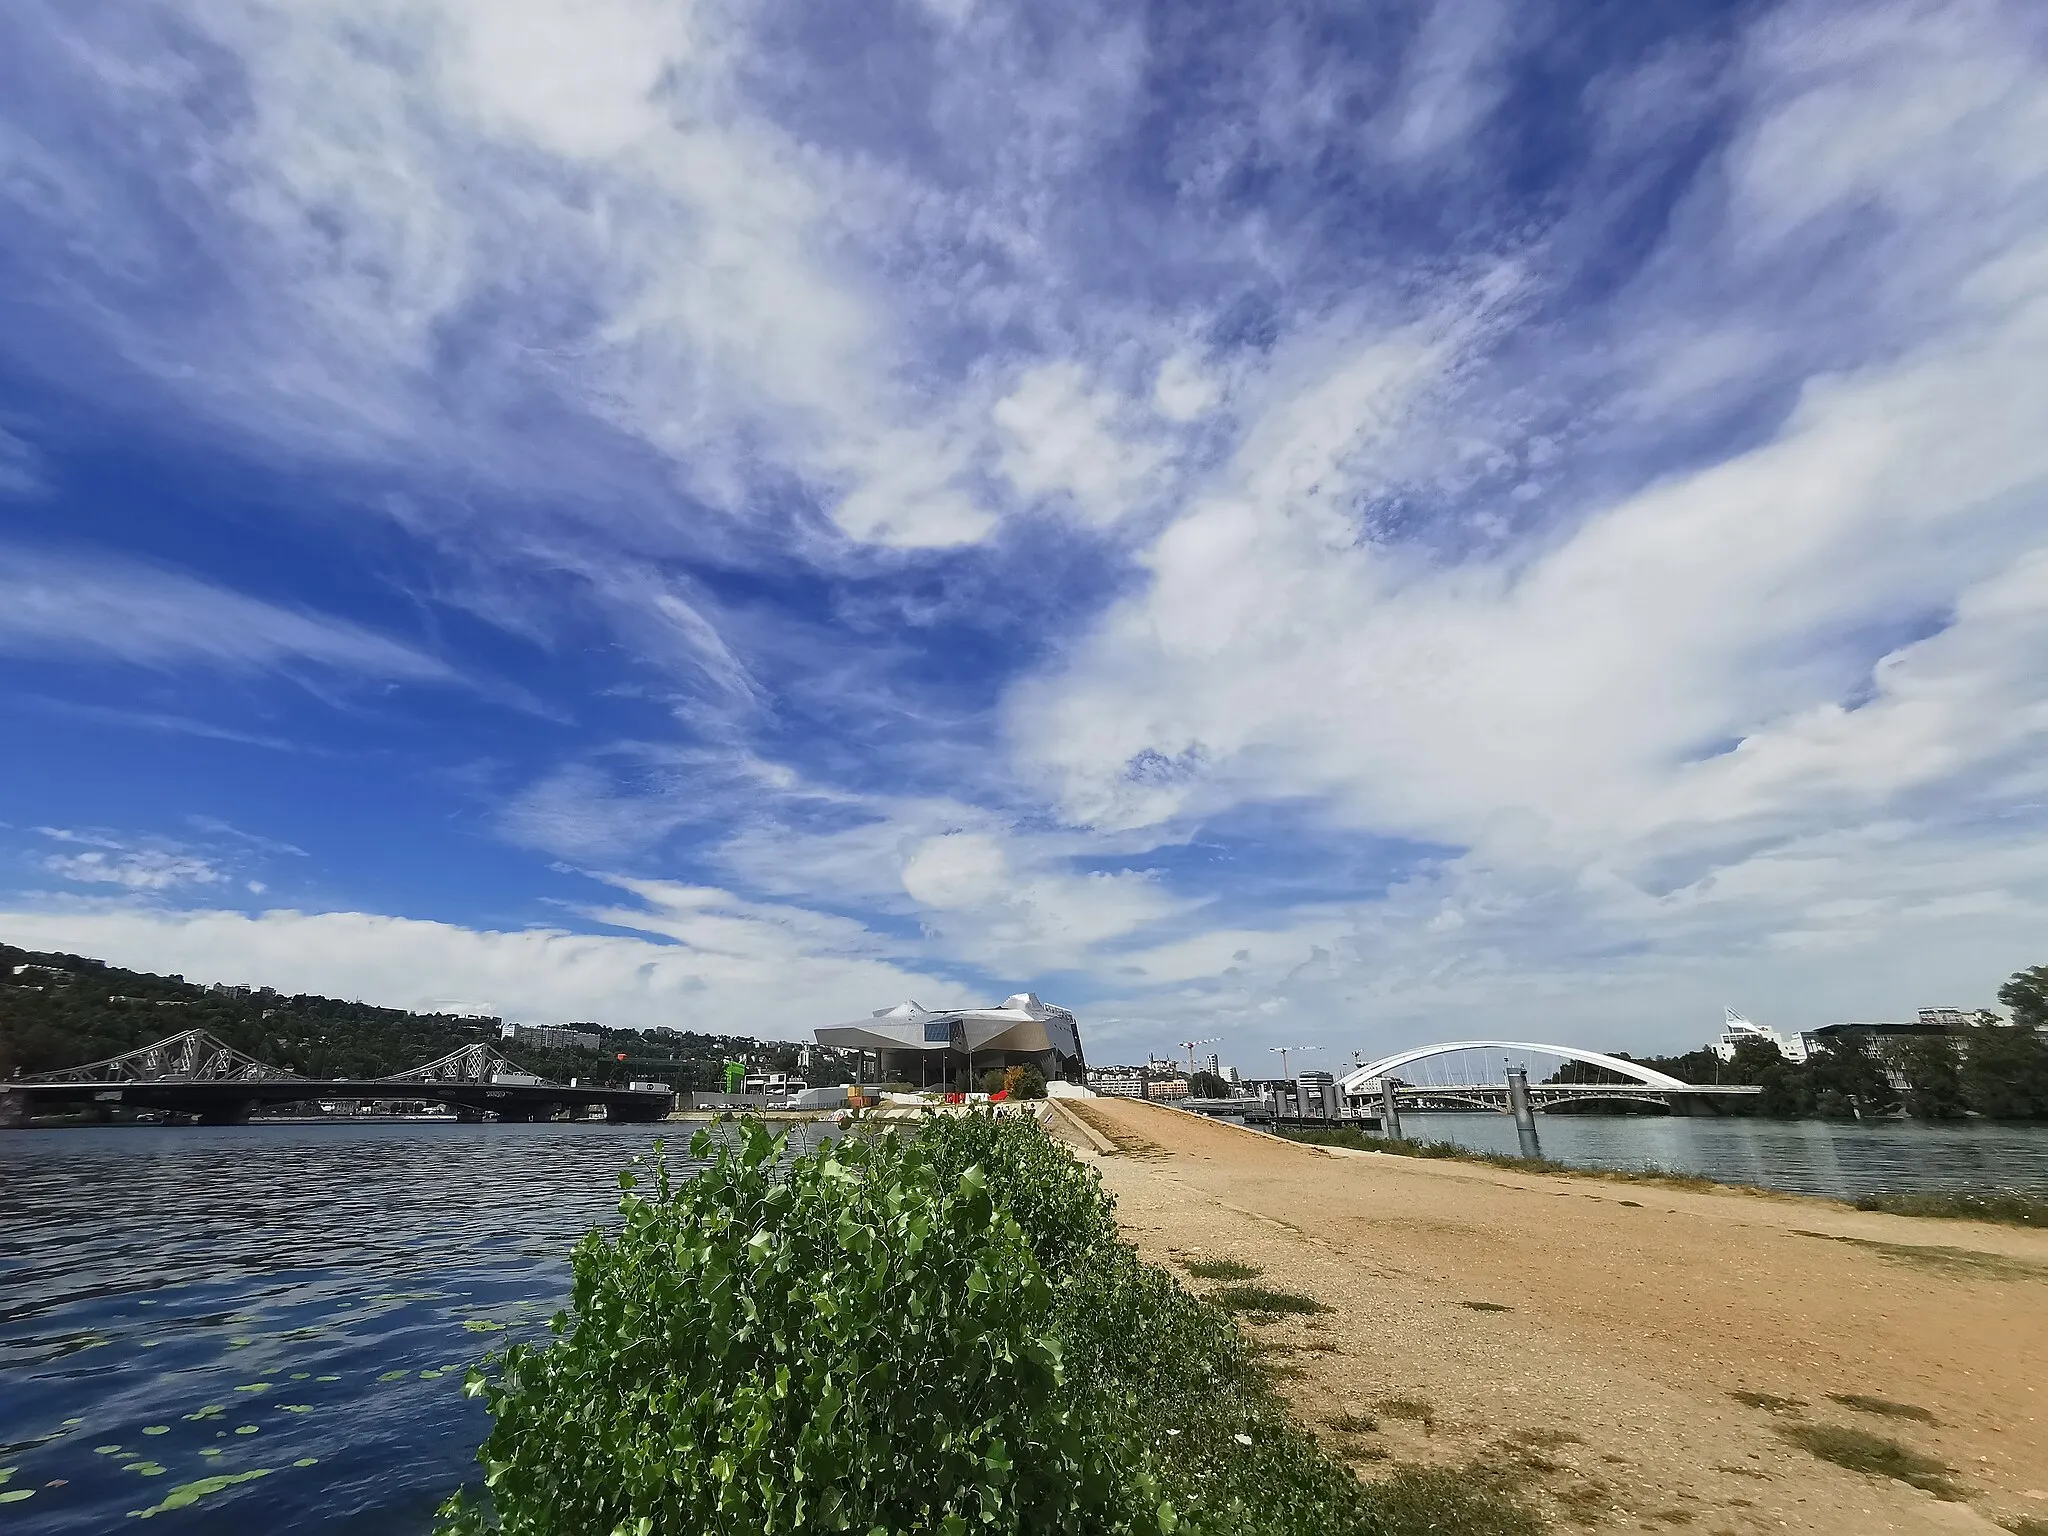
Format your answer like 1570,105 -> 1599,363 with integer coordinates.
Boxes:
1375,1397 -> 1436,1430
1778,1423 -> 1962,1499
1354,1464 -> 1544,1536
1792,1230 -> 2048,1283
1208,1285 -> 1330,1316
1460,1301 -> 1512,1312
1548,1478 -> 1613,1521
1504,1428 -> 1582,1450
1852,1190 -> 2048,1228
1322,1412 -> 1377,1433
1275,1127 -> 1722,1191
1184,1257 -> 1264,1281
1729,1391 -> 1804,1414
1827,1392 -> 1935,1423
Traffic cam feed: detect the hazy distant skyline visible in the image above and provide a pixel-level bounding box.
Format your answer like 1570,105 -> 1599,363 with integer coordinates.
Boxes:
3,0 -> 2046,1064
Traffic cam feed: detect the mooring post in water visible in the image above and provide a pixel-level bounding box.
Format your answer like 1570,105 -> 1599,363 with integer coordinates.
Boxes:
1379,1078 -> 1402,1140
1506,1067 -> 1542,1158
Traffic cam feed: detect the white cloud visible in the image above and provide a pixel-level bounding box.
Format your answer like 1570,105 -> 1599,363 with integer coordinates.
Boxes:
0,546 -> 458,682
895,829 -> 1186,971
1380,0 -> 1511,161
991,362 -> 1165,527
42,849 -> 225,891
4,0 -> 1166,553
0,892 -> 969,1035
1014,2 -> 2048,866
0,427 -> 44,498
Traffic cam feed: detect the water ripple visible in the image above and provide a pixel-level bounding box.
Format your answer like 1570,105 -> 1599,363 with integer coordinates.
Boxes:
0,1120 -> 829,1535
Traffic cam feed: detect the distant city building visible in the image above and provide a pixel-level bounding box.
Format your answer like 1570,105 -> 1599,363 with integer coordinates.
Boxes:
1149,1077 -> 1190,1101
1711,1009 -> 1810,1064
1087,1066 -> 1147,1098
1203,1053 -> 1220,1078
501,1022 -> 601,1052
1916,1007 -> 1976,1029
1226,1065 -> 1241,1086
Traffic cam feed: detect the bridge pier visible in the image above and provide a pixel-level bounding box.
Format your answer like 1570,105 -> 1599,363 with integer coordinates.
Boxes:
195,1098 -> 256,1126
0,1091 -> 29,1129
1506,1069 -> 1543,1158
606,1100 -> 665,1124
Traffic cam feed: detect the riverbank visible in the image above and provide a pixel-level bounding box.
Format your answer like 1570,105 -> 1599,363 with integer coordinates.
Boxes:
1051,1096 -> 2048,1534
1270,1124 -> 2048,1226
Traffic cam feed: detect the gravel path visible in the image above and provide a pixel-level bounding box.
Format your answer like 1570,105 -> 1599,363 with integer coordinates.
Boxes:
1052,1096 -> 2048,1535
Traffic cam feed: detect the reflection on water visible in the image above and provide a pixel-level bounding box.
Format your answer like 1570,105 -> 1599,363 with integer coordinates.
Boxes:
1399,1112 -> 2048,1197
0,1120 -> 833,1536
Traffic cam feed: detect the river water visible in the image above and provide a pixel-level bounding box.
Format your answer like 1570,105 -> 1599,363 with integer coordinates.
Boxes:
1390,1111 -> 2048,1197
0,1121 -> 832,1536
4,1115 -> 2046,1534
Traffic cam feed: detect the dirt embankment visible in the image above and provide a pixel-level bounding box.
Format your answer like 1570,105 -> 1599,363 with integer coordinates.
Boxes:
1048,1096 -> 2048,1535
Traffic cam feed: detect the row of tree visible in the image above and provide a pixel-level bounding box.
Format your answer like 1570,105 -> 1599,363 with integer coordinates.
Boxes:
0,943 -> 833,1092
1625,965 -> 2048,1120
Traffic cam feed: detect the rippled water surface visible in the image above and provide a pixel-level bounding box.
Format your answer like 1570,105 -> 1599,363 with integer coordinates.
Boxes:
0,1121 -> 831,1534
1391,1112 -> 2048,1197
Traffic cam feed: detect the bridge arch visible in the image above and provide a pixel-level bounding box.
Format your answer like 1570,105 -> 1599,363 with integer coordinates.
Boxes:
1338,1041 -> 1689,1096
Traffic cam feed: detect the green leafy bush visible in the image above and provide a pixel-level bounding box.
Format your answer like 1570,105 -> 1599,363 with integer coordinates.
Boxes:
440,1121 -> 1159,1535
444,1112 -> 1540,1536
906,1114 -> 1417,1536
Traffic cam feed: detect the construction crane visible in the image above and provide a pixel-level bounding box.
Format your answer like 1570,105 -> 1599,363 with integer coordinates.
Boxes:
1270,1044 -> 1322,1078
1177,1038 -> 1219,1077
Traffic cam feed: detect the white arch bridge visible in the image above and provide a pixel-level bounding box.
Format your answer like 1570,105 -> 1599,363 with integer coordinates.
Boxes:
1321,1040 -> 1760,1115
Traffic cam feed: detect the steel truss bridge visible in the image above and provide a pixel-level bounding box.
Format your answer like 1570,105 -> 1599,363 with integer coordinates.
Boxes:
1,1030 -> 673,1128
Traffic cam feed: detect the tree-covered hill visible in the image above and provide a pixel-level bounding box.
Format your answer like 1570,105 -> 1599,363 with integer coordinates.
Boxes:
0,942 -> 824,1090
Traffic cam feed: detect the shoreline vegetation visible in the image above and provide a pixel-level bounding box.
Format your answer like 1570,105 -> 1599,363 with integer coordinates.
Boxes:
1269,1125 -> 2048,1227
438,1113 -> 1544,1536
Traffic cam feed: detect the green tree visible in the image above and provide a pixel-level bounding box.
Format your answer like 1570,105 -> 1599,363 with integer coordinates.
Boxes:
1188,1070 -> 1230,1099
1960,1022 -> 2048,1119
1003,1063 -> 1049,1100
1756,1060 -> 1815,1118
1891,1037 -> 1967,1119
1997,965 -> 2048,1031
1808,1038 -> 1899,1118
1721,1036 -> 1809,1117
1724,1036 -> 1786,1083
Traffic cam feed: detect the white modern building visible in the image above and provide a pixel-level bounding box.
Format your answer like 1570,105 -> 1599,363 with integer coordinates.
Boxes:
815,994 -> 1086,1087
1710,1009 -> 1811,1063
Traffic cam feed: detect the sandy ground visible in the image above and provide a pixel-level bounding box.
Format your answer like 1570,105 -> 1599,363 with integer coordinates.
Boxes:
1044,1097 -> 2048,1535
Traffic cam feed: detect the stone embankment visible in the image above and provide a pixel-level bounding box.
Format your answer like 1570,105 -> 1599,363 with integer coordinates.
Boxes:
1048,1096 -> 2048,1535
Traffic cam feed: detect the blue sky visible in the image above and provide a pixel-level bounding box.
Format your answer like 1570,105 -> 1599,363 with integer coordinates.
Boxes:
3,0 -> 2046,1066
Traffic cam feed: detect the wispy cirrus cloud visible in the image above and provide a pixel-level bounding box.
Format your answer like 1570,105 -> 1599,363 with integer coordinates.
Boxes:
0,426 -> 44,498
0,546 -> 458,683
